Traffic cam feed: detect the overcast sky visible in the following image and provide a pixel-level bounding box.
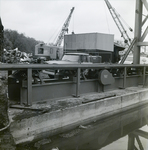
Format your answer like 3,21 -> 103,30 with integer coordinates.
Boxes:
0,0 -> 136,44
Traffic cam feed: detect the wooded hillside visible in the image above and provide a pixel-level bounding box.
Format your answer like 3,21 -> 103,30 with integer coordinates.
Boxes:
3,29 -> 43,54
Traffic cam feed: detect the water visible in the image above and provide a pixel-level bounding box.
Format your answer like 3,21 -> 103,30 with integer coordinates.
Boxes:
100,126 -> 148,150
17,104 -> 148,150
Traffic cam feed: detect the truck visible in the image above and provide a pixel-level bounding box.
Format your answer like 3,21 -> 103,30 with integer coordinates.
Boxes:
45,53 -> 102,79
46,53 -> 101,64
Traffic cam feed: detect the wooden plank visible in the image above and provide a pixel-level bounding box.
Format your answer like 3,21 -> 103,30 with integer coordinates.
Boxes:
82,93 -> 116,103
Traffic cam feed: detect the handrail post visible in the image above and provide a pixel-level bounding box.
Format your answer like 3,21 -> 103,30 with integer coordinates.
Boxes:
123,67 -> 127,88
8,70 -> 12,76
143,66 -> 146,87
27,68 -> 32,106
76,68 -> 80,97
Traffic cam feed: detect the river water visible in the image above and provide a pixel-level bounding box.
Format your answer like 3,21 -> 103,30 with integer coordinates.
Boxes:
100,126 -> 148,150
16,103 -> 148,150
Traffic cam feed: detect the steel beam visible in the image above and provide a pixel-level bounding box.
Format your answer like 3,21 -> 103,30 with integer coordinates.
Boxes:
133,130 -> 148,139
27,68 -> 32,106
143,66 -> 146,87
123,67 -> 127,88
133,0 -> 143,64
128,133 -> 135,150
120,38 -> 137,64
0,63 -> 148,70
135,135 -> 144,150
141,0 -> 148,12
140,26 -> 148,42
142,15 -> 148,26
76,68 -> 80,97
137,42 -> 148,46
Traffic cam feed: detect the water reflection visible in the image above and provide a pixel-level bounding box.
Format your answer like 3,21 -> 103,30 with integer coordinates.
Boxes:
17,104 -> 148,150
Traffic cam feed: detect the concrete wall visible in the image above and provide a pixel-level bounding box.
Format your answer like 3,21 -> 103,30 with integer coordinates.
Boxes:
10,87 -> 148,144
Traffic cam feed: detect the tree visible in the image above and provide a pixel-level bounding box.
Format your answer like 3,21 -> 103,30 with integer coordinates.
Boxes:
0,18 -> 4,61
3,29 -> 44,55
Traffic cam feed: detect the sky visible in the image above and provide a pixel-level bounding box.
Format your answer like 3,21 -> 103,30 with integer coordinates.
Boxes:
0,0 -> 136,44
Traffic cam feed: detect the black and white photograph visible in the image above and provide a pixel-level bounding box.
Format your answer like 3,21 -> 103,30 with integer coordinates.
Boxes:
0,0 -> 148,149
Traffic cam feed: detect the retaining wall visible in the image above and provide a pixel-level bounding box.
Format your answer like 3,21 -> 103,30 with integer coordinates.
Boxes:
10,87 -> 148,144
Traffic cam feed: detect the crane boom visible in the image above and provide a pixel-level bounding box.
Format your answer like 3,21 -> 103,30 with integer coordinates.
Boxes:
104,0 -> 131,46
55,7 -> 75,47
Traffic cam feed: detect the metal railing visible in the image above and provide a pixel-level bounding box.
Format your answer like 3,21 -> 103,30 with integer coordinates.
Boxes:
0,63 -> 148,106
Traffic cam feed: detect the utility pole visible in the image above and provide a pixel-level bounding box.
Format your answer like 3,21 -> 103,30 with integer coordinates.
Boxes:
0,17 -> 4,62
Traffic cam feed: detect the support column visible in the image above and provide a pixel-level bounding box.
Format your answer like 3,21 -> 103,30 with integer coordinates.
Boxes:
128,133 -> 135,150
76,68 -> 80,97
27,68 -> 32,106
133,0 -> 143,64
123,67 -> 127,88
143,66 -> 146,87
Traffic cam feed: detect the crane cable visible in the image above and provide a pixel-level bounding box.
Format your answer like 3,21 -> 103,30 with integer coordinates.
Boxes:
47,14 -> 68,45
114,8 -> 133,32
47,22 -> 63,45
103,2 -> 110,34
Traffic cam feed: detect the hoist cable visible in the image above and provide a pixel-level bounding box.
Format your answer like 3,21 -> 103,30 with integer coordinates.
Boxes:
114,9 -> 133,32
104,2 -> 110,33
47,14 -> 67,45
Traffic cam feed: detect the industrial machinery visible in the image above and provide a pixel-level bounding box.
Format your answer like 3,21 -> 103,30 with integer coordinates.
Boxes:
104,0 -> 133,46
54,7 -> 75,47
104,0 -> 136,64
35,7 -> 75,60
64,32 -> 125,64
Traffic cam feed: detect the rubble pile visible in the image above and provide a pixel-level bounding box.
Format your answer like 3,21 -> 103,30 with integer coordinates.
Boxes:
2,48 -> 33,63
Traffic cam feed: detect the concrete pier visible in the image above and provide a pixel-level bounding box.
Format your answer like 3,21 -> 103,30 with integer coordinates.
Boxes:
9,86 -> 148,144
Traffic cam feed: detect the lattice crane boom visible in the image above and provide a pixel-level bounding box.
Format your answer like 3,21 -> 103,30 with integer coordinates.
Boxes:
55,7 -> 75,47
104,0 -> 132,46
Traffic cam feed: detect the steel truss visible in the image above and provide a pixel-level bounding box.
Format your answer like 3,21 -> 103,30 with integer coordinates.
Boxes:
134,0 -> 148,64
128,117 -> 148,150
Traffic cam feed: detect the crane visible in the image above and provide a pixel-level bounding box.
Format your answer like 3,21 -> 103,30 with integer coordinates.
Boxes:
104,0 -> 132,46
54,7 -> 75,47
35,7 -> 75,60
